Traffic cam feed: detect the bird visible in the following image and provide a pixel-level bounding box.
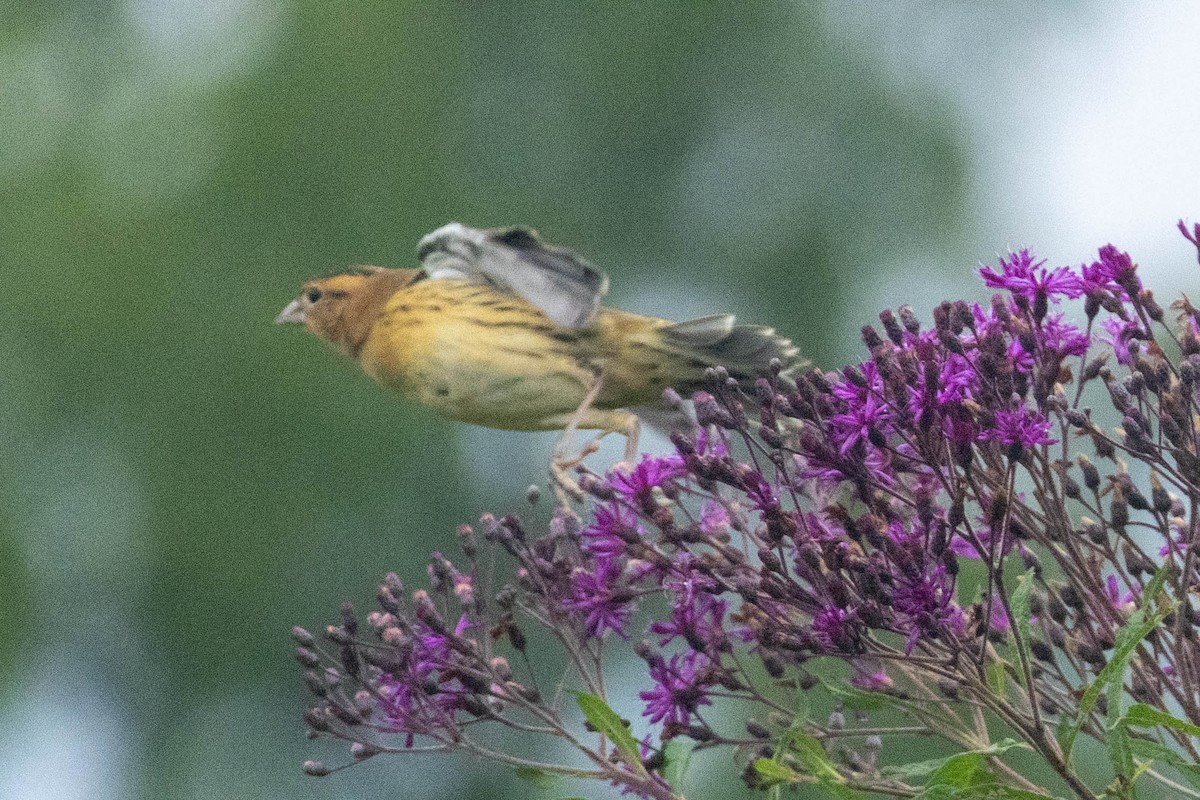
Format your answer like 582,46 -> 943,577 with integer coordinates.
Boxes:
276,223 -> 803,477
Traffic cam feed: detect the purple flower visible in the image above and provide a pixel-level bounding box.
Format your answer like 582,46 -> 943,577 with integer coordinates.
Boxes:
1159,526 -> 1188,557
979,250 -> 1083,303
1102,316 -> 1140,365
1180,219 -> 1200,245
885,517 -> 920,546
692,426 -> 729,458
1181,219 -> 1200,264
934,353 -> 980,407
743,470 -> 779,512
849,665 -> 893,691
800,444 -> 896,489
581,502 -> 640,564
829,386 -> 892,456
378,675 -> 427,746
651,572 -> 729,654
891,564 -> 964,654
980,408 -> 1056,450
941,407 -> 981,446
832,360 -> 884,402
810,606 -> 863,654
1093,244 -> 1139,293
1006,336 -> 1037,373
988,595 -> 1012,635
377,615 -> 477,743
639,652 -> 713,727
1104,575 -> 1139,613
698,499 -> 730,535
950,517 -> 1017,560
1080,255 -> 1124,297
412,614 -> 471,675
565,560 -> 634,638
1038,313 -> 1090,357
609,454 -> 687,501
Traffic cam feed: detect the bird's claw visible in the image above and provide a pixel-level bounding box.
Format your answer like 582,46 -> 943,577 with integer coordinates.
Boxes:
550,460 -> 586,505
549,439 -> 604,505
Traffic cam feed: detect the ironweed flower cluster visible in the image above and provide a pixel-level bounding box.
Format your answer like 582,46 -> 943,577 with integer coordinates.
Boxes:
295,224 -> 1200,800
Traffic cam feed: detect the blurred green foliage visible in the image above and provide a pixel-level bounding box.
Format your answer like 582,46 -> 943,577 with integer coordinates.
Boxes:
2,2 -> 968,798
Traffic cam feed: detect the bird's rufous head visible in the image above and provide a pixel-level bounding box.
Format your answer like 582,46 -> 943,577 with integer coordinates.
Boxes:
276,268 -> 420,356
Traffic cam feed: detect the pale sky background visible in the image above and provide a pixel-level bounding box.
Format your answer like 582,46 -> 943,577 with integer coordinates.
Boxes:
842,2 -> 1200,303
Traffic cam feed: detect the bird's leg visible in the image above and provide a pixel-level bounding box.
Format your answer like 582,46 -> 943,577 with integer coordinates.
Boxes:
565,413 -> 640,468
594,416 -> 639,468
621,415 -> 640,465
547,375 -> 647,504
554,370 -> 607,466
549,371 -> 608,504
551,414 -> 640,507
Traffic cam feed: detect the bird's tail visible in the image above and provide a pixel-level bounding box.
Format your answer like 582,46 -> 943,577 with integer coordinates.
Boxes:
658,314 -> 806,392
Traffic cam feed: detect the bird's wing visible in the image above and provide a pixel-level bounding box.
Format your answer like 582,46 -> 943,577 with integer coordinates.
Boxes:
416,223 -> 609,328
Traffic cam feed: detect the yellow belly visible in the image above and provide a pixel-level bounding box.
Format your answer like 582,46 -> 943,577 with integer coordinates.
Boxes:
358,279 -> 613,431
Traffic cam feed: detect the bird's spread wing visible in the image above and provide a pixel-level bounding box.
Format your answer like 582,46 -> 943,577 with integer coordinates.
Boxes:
416,223 -> 609,328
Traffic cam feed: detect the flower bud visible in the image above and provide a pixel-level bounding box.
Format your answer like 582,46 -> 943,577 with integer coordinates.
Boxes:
1078,456 -> 1100,491
295,647 -> 321,668
861,325 -> 885,350
879,309 -> 905,345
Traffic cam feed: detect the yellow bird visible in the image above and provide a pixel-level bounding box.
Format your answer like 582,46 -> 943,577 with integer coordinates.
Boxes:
276,223 -> 802,463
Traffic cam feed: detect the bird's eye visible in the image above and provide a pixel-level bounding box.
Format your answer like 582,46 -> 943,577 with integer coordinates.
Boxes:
306,287 -> 323,303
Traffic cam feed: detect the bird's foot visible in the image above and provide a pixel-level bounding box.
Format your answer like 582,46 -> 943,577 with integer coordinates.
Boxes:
549,439 -> 602,505
606,427 -> 640,475
550,461 -> 586,505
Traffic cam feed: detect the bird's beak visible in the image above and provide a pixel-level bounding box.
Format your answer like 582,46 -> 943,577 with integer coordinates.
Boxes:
275,299 -> 306,325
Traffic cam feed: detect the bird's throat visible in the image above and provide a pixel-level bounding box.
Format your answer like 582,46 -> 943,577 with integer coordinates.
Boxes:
328,270 -> 423,359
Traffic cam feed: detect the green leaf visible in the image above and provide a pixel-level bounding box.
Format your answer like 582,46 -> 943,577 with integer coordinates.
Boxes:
1105,651 -> 1136,793
929,752 -> 985,789
925,783 -> 1070,799
886,740 -> 1027,783
1059,566 -> 1175,762
754,757 -> 803,786
887,753 -> 980,782
768,727 -> 863,800
820,677 -> 890,711
661,739 -> 693,793
986,658 -> 1008,697
1126,738 -> 1200,792
821,675 -> 929,721
885,758 -> 951,781
1119,703 -> 1200,737
1106,723 -> 1136,798
574,692 -> 646,776
787,731 -> 845,783
514,766 -> 559,788
1008,569 -> 1036,686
